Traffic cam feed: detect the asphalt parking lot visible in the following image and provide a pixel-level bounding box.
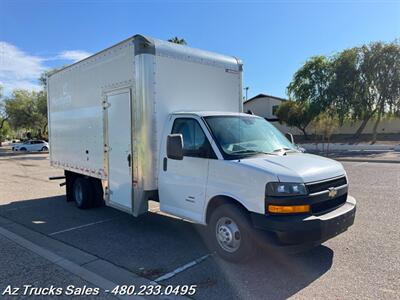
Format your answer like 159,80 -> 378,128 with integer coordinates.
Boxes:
0,150 -> 399,299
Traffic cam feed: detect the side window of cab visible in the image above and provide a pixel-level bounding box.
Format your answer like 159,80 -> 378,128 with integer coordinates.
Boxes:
171,118 -> 217,159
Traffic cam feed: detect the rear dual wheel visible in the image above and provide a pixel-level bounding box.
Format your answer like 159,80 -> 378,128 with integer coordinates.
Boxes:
73,177 -> 94,208
72,177 -> 103,209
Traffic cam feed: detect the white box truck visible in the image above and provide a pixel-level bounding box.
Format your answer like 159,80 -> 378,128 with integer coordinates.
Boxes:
47,35 -> 356,261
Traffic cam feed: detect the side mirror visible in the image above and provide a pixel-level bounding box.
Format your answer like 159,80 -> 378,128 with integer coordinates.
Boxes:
285,132 -> 295,144
297,146 -> 306,153
246,109 -> 254,115
167,134 -> 184,160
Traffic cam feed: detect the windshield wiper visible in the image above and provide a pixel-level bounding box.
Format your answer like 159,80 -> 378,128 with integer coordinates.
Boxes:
272,148 -> 299,155
230,150 -> 276,156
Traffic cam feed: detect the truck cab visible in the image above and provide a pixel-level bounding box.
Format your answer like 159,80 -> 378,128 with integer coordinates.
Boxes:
158,112 -> 356,261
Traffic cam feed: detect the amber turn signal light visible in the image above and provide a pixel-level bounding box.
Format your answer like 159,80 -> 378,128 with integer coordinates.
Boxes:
268,204 -> 310,214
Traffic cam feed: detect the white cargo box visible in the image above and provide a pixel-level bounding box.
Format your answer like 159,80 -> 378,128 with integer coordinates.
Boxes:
47,34 -> 242,214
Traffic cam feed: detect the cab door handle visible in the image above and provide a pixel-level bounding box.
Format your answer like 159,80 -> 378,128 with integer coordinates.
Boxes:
163,157 -> 167,171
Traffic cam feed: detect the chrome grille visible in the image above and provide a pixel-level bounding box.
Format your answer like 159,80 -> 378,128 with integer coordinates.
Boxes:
306,176 -> 347,194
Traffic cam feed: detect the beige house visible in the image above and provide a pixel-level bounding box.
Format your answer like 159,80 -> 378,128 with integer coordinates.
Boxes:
243,94 -> 286,120
243,94 -> 290,133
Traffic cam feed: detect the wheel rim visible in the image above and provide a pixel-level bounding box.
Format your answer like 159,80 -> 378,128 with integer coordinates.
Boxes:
74,182 -> 83,206
215,217 -> 241,253
42,147 -> 48,151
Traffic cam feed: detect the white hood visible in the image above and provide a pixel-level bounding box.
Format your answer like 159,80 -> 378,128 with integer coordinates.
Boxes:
239,153 -> 345,183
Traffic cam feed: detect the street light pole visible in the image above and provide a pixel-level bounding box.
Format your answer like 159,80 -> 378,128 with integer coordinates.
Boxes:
243,86 -> 249,101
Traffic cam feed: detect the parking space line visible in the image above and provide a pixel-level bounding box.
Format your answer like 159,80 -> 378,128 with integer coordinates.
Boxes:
153,254 -> 211,282
2,204 -> 40,212
49,218 -> 117,236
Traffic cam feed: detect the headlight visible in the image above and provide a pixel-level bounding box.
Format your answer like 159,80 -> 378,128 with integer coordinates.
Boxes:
266,182 -> 307,196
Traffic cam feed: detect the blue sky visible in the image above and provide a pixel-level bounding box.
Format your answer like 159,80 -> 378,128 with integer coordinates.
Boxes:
0,0 -> 399,98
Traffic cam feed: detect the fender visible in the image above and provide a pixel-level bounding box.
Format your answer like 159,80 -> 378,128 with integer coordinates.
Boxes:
202,193 -> 251,225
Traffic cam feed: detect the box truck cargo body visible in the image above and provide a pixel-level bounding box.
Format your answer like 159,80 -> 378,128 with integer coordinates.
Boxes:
48,35 -> 242,216
48,35 -> 356,261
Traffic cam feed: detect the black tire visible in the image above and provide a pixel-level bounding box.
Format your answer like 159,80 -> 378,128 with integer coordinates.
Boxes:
72,177 -> 95,209
209,204 -> 256,262
20,147 -> 27,151
41,146 -> 48,152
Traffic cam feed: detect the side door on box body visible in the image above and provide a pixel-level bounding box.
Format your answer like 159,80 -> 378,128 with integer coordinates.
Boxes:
105,88 -> 133,212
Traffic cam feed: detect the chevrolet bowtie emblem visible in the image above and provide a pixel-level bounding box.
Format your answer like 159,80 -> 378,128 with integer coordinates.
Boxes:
328,187 -> 338,198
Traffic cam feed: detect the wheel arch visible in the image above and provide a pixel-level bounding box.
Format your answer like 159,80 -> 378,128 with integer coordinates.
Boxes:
205,194 -> 250,225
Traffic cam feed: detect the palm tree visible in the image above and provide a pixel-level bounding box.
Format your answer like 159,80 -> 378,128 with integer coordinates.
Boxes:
168,37 -> 187,45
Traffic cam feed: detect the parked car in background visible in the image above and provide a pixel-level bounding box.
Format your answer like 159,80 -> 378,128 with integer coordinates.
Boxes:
12,140 -> 49,152
10,140 -> 23,148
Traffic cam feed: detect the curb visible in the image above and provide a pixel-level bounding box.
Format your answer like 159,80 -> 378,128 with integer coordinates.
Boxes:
334,158 -> 400,164
306,151 -> 400,164
0,223 -> 144,300
0,216 -> 188,300
300,143 -> 399,152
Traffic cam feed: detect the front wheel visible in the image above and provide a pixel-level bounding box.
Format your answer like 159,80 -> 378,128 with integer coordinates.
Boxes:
41,146 -> 48,152
209,204 -> 256,262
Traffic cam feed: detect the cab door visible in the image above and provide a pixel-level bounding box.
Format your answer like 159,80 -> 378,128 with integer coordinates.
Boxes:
158,117 -> 216,222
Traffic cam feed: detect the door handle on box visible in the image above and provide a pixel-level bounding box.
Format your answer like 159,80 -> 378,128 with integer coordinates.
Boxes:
127,153 -> 131,167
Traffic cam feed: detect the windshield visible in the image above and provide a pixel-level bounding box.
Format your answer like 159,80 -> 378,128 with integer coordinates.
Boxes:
204,115 -> 296,159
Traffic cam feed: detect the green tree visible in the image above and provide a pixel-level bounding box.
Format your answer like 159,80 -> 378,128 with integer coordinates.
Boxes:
289,41 -> 400,142
368,42 -> 400,143
309,110 -> 339,152
287,56 -> 333,115
332,42 -> 400,141
0,86 -> 9,131
168,37 -> 187,45
0,121 -> 11,145
5,89 -> 48,139
35,90 -> 48,138
0,86 -> 11,144
329,47 -> 363,125
4,68 -> 53,140
275,100 -> 316,138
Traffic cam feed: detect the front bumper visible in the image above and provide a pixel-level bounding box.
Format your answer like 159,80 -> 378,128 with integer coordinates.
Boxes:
250,195 -> 356,252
